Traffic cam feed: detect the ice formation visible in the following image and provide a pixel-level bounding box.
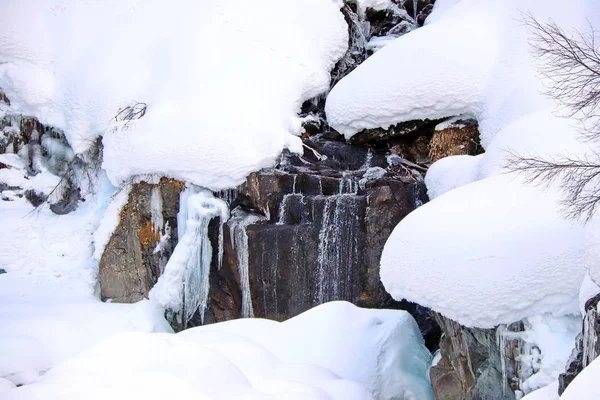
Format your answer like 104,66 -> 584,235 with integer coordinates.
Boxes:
228,208 -> 266,318
0,0 -> 349,191
150,188 -> 228,324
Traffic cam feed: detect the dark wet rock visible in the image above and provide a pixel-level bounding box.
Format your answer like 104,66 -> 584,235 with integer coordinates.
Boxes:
0,268 -> 6,274
24,189 -> 46,207
350,119 -> 442,147
50,185 -> 82,215
431,313 -> 517,400
207,135 -> 440,347
559,293 -> 600,394
98,178 -> 185,303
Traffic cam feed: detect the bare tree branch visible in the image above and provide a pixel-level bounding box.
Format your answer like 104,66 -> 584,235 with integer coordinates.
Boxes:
523,13 -> 600,139
506,150 -> 600,222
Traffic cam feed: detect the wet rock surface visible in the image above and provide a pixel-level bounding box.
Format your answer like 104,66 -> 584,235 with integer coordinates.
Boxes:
431,313 -> 517,400
201,134 -> 439,347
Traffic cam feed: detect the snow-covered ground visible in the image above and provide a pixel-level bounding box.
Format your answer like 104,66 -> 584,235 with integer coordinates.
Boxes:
1,302 -> 433,400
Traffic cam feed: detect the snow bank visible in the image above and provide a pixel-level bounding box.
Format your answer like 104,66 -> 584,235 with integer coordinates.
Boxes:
326,0 -> 598,328
381,174 -> 585,328
0,0 -> 348,190
0,274 -> 171,386
4,302 -> 433,400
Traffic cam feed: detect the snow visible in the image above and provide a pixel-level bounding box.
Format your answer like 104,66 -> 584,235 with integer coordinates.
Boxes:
0,183 -> 172,385
92,183 -> 132,260
2,302 -> 433,400
561,356 -> 600,399
520,382 -> 558,400
518,315 -> 580,393
325,0 -> 599,328
579,272 -> 600,316
585,215 -> 600,289
0,0 -> 348,191
382,174 -> 585,328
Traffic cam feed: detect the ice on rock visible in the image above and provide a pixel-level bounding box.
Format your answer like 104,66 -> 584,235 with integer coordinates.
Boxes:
150,187 -> 228,324
228,208 -> 266,318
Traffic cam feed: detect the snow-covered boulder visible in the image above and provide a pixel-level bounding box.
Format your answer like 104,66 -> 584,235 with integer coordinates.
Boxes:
3,302 -> 433,400
0,0 -> 349,191
325,0 -> 599,328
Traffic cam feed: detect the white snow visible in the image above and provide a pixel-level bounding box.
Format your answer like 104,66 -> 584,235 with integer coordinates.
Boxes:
0,0 -> 348,191
0,179 -> 172,385
92,183 -> 132,260
323,0 -> 599,328
2,302 -> 433,400
520,382 -> 559,400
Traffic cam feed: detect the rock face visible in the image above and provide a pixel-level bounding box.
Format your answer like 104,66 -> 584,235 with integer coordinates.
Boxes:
96,132 -> 440,345
559,293 -> 600,394
98,178 -> 185,303
208,135 -> 439,345
431,313 -> 517,400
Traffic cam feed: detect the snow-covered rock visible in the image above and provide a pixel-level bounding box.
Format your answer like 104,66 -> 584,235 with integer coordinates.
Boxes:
3,302 -> 433,400
0,0 -> 348,191
325,0 -> 599,328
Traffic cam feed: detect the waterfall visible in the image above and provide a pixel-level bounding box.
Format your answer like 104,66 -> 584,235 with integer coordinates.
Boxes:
150,187 -> 229,326
315,194 -> 361,303
229,207 -> 265,318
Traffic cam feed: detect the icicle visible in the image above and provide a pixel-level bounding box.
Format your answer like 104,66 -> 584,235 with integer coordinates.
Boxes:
315,194 -> 360,303
496,324 -> 508,396
412,0 -> 418,20
229,208 -> 265,318
150,186 -> 164,233
149,187 -> 229,326
292,174 -> 297,194
583,304 -> 599,367
361,149 -> 373,170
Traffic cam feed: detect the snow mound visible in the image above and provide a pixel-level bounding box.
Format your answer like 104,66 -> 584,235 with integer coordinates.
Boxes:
5,302 -> 433,400
327,0 -> 598,327
0,0 -> 348,190
381,174 -> 585,328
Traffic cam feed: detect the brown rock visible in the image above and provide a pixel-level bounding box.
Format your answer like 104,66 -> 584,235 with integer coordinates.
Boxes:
98,178 -> 185,303
429,123 -> 482,163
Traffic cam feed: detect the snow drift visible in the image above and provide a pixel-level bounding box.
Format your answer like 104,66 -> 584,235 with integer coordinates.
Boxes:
2,302 -> 433,400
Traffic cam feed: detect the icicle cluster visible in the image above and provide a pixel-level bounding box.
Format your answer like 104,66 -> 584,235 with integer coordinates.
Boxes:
228,208 -> 265,318
150,187 -> 228,325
